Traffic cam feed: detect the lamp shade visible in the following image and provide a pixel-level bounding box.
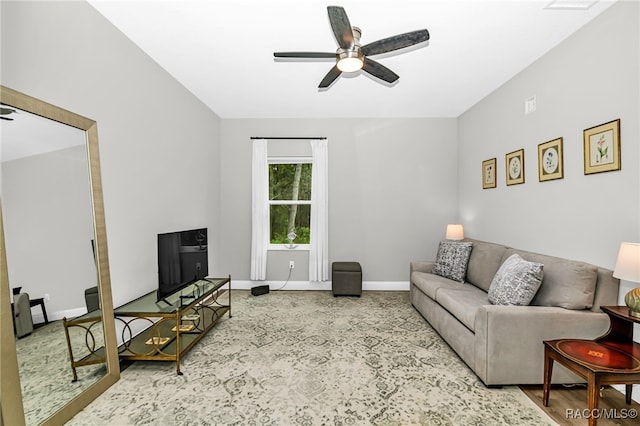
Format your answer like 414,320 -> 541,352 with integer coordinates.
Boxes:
446,224 -> 464,240
613,242 -> 640,283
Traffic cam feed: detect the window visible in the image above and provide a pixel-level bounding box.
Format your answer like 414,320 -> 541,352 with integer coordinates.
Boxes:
251,138 -> 328,281
268,158 -> 312,246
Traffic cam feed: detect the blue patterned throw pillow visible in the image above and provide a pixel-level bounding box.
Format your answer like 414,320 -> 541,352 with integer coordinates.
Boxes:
432,240 -> 473,283
488,254 -> 544,305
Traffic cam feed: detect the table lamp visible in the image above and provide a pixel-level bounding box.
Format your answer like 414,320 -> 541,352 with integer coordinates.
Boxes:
613,242 -> 640,318
446,224 -> 464,240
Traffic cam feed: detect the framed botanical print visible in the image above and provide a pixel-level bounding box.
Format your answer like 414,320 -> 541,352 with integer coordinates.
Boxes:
538,137 -> 564,182
583,119 -> 621,175
505,149 -> 525,186
482,158 -> 496,189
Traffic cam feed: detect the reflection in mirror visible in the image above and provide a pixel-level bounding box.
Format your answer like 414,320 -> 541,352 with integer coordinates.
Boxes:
0,86 -> 119,426
1,106 -> 107,424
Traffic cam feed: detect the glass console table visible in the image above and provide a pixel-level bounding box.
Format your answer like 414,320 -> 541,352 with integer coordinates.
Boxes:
62,309 -> 105,382
114,276 -> 231,375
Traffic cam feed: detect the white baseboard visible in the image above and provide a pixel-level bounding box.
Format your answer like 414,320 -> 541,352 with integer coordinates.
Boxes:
32,307 -> 87,324
363,281 -> 410,291
232,280 -> 409,291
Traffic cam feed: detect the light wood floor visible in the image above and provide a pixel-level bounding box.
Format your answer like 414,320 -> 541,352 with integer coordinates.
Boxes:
521,385 -> 640,426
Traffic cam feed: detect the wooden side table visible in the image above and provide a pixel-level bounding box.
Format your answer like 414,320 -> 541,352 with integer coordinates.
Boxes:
543,306 -> 640,426
29,297 -> 48,324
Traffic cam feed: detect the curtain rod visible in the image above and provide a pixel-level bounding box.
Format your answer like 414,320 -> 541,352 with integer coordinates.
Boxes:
250,137 -> 327,140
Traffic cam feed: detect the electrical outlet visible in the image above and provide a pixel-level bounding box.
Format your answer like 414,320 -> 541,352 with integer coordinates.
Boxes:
289,260 -> 295,269
44,293 -> 50,301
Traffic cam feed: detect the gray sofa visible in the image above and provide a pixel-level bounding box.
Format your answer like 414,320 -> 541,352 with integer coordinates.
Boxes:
410,238 -> 619,386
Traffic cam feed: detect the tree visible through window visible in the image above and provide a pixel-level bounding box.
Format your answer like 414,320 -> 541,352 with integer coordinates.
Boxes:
269,161 -> 312,245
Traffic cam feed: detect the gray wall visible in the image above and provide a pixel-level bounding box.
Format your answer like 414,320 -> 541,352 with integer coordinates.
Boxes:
220,118 -> 458,284
1,0 -> 223,306
458,1 -> 639,298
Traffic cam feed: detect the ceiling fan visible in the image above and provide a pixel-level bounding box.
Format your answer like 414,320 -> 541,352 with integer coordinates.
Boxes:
274,6 -> 430,89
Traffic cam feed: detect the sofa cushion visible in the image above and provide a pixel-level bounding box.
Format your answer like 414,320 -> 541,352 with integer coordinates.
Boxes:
503,249 -> 598,310
488,254 -> 544,306
436,285 -> 490,332
465,239 -> 509,292
432,240 -> 473,283
411,271 -> 465,299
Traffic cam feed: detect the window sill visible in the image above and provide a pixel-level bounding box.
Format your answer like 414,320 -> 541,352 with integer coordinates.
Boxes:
268,244 -> 310,251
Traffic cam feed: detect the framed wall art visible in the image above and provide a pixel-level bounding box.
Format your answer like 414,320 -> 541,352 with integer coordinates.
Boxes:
482,158 -> 496,189
538,137 -> 564,182
505,149 -> 525,186
583,119 -> 620,175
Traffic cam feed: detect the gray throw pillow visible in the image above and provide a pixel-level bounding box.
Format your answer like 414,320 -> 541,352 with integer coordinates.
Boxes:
488,254 -> 544,306
432,240 -> 473,283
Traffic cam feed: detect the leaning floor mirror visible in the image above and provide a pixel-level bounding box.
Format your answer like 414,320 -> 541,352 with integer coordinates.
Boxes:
0,86 -> 119,425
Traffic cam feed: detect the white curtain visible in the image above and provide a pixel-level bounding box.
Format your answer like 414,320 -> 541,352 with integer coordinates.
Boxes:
309,139 -> 329,282
250,139 -> 269,280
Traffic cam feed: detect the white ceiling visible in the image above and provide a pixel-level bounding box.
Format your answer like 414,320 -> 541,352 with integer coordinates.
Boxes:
90,1 -> 614,119
0,1 -> 619,167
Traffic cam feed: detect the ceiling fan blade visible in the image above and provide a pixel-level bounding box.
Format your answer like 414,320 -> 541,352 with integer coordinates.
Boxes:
318,65 -> 342,88
274,52 -> 337,59
327,6 -> 354,49
362,58 -> 399,84
1,107 -> 17,116
0,116 -> 14,121
361,29 -> 430,56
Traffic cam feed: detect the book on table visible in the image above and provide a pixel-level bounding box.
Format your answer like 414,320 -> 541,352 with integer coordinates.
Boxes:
181,314 -> 200,321
145,337 -> 170,345
171,324 -> 195,332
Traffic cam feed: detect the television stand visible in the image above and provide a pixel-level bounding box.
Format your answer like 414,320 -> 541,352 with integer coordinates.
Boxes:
114,276 -> 231,375
62,310 -> 106,382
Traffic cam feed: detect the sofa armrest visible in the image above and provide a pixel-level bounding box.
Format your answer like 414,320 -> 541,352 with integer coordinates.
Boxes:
410,261 -> 434,275
474,305 -> 611,385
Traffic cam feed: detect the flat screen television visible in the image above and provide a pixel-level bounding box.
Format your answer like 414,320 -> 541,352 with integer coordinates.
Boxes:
157,228 -> 208,302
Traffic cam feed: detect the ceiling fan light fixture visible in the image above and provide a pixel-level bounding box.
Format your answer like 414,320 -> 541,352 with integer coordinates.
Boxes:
275,7 -> 429,88
337,49 -> 364,72
337,57 -> 363,72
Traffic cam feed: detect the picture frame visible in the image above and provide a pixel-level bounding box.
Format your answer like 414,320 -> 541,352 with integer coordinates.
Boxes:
538,137 -> 564,182
482,158 -> 497,189
583,119 -> 621,175
505,149 -> 525,186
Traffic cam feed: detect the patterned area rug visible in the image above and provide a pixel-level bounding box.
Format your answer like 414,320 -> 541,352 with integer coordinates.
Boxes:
68,290 -> 556,425
16,320 -> 106,425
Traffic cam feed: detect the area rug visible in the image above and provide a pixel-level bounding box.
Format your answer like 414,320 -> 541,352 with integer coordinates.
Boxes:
16,319 -> 107,426
68,290 -> 556,425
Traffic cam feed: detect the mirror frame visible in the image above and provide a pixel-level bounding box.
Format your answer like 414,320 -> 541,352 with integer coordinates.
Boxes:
0,85 -> 120,425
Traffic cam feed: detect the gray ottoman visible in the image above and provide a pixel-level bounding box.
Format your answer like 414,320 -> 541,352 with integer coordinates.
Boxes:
332,262 -> 362,297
